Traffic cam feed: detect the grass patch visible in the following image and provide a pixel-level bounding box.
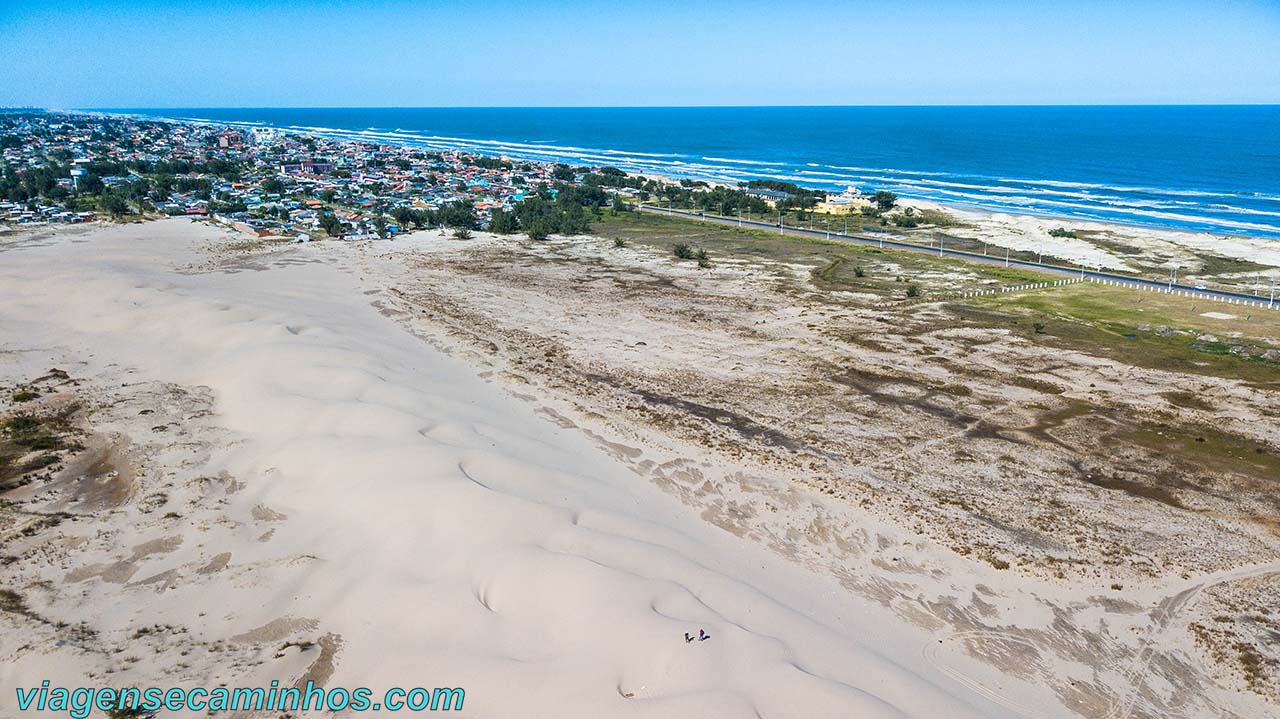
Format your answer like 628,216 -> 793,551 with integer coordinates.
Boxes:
976,284 -> 1280,387
592,211 -> 1058,298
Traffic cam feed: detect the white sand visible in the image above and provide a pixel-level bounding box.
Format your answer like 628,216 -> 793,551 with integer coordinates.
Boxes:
902,198 -> 1280,274
0,220 -> 1056,717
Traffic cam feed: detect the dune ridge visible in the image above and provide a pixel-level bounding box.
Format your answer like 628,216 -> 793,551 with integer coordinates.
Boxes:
0,220 -> 1039,717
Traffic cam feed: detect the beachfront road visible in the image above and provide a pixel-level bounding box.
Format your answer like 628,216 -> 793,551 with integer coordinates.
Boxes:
636,205 -> 1278,309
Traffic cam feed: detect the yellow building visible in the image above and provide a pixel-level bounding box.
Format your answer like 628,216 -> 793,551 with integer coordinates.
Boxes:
814,186 -> 871,214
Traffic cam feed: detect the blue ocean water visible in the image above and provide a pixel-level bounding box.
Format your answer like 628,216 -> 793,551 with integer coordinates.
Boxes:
110,106 -> 1280,238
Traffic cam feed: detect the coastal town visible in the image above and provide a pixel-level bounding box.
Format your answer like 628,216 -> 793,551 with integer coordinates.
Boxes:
0,111 -> 880,241
0,111 -> 581,237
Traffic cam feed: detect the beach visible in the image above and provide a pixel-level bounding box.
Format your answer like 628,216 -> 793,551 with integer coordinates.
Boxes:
3,217 -> 1278,718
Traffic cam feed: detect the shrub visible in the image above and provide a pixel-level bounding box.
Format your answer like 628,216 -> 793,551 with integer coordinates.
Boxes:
918,209 -> 959,227
452,228 -> 473,240
1048,227 -> 1078,238
613,238 -> 627,248
4,415 -> 39,436
853,265 -> 865,278
11,391 -> 38,402
1033,322 -> 1046,334
673,243 -> 695,259
27,435 -> 58,449
905,284 -> 921,298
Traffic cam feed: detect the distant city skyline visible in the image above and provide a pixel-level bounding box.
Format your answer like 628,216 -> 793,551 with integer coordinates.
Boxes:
2,0 -> 1279,108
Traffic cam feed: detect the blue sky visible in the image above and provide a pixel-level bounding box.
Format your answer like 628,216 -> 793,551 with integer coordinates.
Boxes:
2,0 -> 1279,107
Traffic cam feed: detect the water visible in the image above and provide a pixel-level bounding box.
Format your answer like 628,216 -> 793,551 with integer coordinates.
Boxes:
107,106 -> 1280,238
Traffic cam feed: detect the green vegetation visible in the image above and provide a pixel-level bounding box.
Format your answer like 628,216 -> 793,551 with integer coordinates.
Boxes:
591,211 -> 1054,298
319,212 -> 345,237
873,191 -> 898,210
489,207 -> 518,234
437,200 -> 479,231
975,285 -> 1280,386
1048,227 -> 1078,239
260,176 -> 285,195
3,413 -> 61,451
509,183 -> 609,240
590,210 -> 1279,396
917,208 -> 962,227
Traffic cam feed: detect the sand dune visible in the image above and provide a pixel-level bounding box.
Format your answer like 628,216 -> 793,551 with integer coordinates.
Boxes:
0,220 -> 1054,717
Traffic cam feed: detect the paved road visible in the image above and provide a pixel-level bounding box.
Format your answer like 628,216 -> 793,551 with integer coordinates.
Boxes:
638,205 -> 1278,309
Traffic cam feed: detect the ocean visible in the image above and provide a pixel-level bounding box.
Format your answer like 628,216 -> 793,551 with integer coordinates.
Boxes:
108,106 -> 1280,238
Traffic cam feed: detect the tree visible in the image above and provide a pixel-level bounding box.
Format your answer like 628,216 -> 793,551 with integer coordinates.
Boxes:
873,191 -> 898,211
391,206 -> 415,228
525,220 -> 552,241
77,173 -> 104,195
261,176 -> 285,195
320,213 -> 345,237
489,208 -> 518,234
374,215 -> 388,238
100,191 -> 128,218
439,200 -> 478,230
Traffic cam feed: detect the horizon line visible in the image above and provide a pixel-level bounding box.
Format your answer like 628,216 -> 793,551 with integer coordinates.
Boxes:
53,102 -> 1280,111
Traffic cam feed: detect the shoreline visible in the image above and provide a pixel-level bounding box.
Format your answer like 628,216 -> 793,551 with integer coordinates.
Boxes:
86,108 -> 1280,242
